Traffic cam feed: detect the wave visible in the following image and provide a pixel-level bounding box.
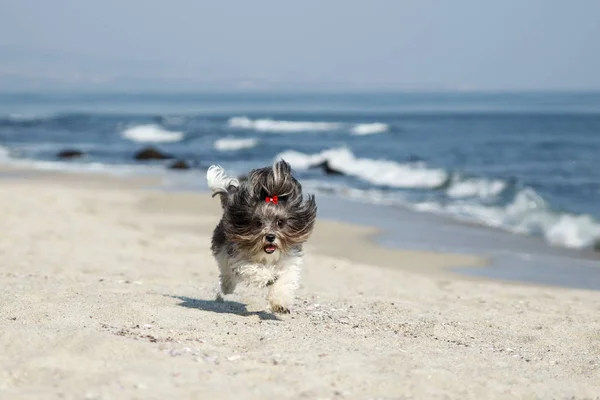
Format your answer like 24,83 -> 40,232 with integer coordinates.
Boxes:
227,117 -> 392,136
214,137 -> 259,151
350,123 -> 389,135
311,175 -> 600,250
277,147 -> 448,189
434,188 -> 600,249
319,179 -> 600,250
228,117 -> 341,132
277,146 -> 600,249
446,176 -> 508,199
122,124 -> 184,143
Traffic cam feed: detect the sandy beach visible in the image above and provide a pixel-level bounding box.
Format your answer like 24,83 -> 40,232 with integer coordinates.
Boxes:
1,171 -> 600,400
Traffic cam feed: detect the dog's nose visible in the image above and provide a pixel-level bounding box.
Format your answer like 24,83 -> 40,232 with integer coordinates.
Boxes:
265,233 -> 276,243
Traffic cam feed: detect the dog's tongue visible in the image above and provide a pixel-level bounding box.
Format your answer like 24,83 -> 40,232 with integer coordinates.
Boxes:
264,245 -> 277,253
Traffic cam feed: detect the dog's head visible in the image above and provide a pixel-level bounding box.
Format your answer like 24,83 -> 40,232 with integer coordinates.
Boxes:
221,160 -> 317,258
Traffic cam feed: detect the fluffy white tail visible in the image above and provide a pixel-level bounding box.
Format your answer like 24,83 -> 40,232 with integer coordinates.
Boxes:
207,165 -> 239,195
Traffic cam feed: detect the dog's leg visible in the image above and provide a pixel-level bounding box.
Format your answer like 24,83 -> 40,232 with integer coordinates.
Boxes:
267,260 -> 301,314
218,267 -> 237,298
215,254 -> 237,302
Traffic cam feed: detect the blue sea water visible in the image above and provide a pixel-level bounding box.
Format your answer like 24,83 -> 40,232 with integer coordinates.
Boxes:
1,91 -> 600,251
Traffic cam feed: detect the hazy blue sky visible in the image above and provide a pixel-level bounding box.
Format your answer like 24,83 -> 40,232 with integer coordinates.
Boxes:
1,0 -> 599,91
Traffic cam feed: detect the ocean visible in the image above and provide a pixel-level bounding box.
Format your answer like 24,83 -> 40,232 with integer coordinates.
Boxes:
2,91 -> 600,252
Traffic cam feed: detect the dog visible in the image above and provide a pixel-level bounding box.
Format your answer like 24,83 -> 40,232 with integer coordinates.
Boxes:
206,160 -> 317,313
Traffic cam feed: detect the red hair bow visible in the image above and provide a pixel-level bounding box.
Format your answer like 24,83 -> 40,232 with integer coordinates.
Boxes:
265,195 -> 278,204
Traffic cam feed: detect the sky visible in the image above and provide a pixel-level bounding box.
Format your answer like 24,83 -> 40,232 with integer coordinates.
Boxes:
1,0 -> 599,92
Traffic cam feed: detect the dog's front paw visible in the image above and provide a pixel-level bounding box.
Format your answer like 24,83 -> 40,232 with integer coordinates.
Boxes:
270,303 -> 290,314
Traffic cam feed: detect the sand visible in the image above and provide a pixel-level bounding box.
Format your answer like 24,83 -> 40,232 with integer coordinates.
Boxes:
1,172 -> 599,400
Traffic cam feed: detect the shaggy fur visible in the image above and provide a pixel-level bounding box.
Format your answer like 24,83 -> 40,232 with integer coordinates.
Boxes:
207,160 -> 317,313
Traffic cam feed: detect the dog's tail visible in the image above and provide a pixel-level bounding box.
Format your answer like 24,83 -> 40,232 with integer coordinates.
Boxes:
207,165 -> 239,208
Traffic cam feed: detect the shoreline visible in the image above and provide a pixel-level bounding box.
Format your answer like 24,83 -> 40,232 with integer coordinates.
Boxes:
3,164 -> 600,291
0,164 -> 486,274
314,192 -> 600,291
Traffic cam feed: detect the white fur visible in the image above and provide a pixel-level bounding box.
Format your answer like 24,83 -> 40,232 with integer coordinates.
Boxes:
206,165 -> 239,194
214,248 -> 302,312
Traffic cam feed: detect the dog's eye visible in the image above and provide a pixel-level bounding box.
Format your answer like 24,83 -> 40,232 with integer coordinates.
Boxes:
277,219 -> 285,228
254,220 -> 263,228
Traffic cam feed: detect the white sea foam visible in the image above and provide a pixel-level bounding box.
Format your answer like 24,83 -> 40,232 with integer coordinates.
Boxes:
122,124 -> 184,143
350,123 -> 389,135
227,117 -> 392,136
275,150 -> 322,170
277,147 -> 448,189
228,117 -> 341,132
425,187 -> 600,249
446,177 -> 507,199
214,137 -> 258,151
545,214 -> 600,249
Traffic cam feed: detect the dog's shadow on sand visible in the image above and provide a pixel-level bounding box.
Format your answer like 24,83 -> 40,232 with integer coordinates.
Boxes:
167,295 -> 281,321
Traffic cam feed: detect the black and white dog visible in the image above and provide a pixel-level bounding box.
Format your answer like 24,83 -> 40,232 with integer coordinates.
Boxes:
207,160 -> 317,313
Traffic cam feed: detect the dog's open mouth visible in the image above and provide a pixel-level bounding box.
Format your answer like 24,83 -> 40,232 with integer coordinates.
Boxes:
264,244 -> 277,254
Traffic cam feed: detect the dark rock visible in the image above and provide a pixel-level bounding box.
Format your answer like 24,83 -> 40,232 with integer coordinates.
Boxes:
312,160 -> 344,175
168,160 -> 191,170
134,147 -> 174,161
57,149 -> 85,159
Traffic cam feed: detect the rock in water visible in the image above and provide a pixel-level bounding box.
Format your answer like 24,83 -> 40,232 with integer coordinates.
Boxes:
57,149 -> 85,159
168,160 -> 191,170
313,160 -> 344,175
134,147 -> 173,160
